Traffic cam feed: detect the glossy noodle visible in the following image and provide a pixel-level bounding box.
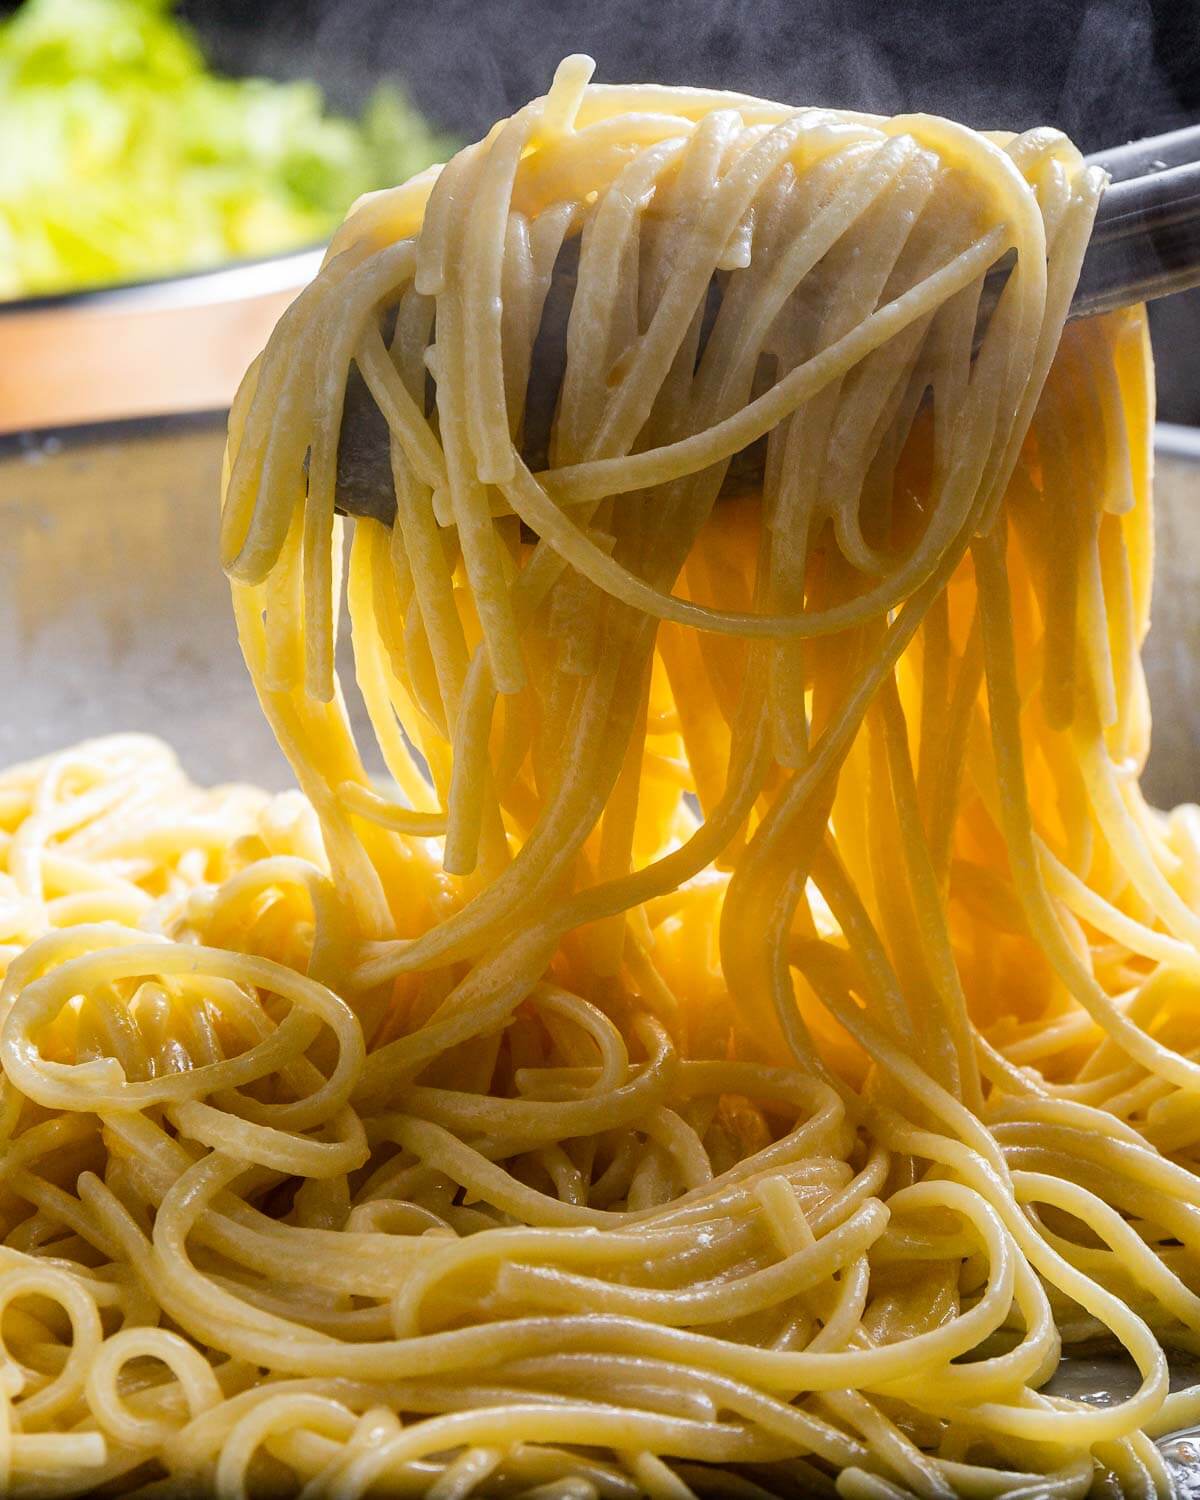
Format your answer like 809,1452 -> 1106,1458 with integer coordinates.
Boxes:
2,54 -> 1199,1500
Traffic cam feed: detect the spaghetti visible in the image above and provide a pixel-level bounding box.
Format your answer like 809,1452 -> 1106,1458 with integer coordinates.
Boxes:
2,54 -> 1199,1499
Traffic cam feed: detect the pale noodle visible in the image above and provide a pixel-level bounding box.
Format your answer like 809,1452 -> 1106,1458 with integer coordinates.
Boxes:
1,54 -> 1199,1500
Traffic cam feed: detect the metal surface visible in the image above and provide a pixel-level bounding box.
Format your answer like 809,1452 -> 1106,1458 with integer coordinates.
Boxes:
1075,145 -> 1200,320
0,248 -> 324,435
5,126 -> 1199,502
1,410 -> 1197,805
1090,124 -> 1200,184
1141,422 -> 1200,809
0,415 -> 280,784
0,413 -> 375,789
333,132 -> 1200,527
0,409 -> 1198,1477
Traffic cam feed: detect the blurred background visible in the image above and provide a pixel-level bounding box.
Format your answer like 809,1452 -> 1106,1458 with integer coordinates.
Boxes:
186,0 -> 1200,150
5,0 -> 1200,801
190,0 -> 1200,418
198,0 -> 1200,420
2,0 -> 1200,417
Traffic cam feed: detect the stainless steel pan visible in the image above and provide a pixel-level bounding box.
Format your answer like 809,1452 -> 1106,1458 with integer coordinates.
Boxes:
2,412 -> 1198,803
0,250 -> 322,433
1,409 -> 1199,1475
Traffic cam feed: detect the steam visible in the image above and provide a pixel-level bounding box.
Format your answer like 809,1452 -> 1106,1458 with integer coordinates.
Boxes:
194,0 -> 1199,417
268,0 -> 1189,156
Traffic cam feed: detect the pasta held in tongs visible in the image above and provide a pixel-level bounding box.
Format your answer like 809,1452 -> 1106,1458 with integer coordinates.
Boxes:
0,54 -> 1197,1500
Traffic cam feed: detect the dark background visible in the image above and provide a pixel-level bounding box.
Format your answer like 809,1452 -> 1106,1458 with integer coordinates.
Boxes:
12,0 -> 1200,417
180,0 -> 1200,422
179,0 -> 1200,152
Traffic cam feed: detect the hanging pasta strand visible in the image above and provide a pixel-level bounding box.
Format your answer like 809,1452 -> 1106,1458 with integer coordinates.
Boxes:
1,53 -> 1198,1500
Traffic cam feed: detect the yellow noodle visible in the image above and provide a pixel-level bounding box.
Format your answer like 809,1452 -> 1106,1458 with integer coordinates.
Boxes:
1,52 -> 1198,1500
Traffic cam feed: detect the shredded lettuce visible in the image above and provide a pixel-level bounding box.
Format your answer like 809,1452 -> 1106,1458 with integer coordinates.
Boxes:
0,0 -> 457,296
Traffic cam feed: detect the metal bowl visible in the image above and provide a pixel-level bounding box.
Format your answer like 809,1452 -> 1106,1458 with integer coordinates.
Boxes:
0,409 -> 1198,1470
2,412 -> 1198,803
1144,423 -> 1200,808
0,412 -> 290,785
0,250 -> 322,434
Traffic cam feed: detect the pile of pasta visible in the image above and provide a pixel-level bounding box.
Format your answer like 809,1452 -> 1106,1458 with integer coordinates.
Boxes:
3,55 -> 1200,1500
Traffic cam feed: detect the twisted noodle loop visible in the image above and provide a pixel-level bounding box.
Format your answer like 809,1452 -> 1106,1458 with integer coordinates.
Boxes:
0,54 -> 1197,1500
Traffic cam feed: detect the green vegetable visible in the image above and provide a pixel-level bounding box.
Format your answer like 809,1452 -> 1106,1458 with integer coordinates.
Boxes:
0,0 -> 458,297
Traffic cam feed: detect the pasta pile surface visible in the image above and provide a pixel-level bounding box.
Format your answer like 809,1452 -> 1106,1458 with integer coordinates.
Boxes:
2,55 -> 1199,1500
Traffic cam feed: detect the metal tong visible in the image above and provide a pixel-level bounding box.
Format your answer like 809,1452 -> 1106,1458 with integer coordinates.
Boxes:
1076,123 -> 1200,314
334,122 -> 1200,525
